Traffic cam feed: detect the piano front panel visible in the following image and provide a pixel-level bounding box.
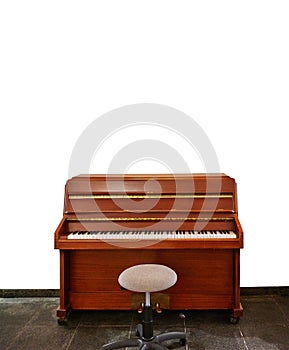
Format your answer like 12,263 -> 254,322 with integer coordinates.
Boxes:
69,249 -> 234,311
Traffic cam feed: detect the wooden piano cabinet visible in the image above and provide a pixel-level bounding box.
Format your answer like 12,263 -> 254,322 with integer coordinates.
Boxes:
57,248 -> 242,323
55,174 -> 243,324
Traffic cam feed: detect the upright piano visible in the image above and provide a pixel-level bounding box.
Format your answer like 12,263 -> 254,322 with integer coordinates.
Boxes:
54,173 -> 243,324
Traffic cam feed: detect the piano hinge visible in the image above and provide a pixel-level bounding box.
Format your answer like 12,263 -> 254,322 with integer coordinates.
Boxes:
67,217 -> 234,222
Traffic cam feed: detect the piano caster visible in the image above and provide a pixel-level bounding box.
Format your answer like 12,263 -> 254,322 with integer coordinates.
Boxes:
56,307 -> 70,325
230,305 -> 243,324
57,310 -> 69,325
229,316 -> 239,325
57,318 -> 67,326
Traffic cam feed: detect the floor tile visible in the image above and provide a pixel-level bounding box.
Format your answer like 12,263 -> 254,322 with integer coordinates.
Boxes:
5,325 -> 75,350
273,295 -> 289,324
0,326 -> 24,349
241,296 -> 287,325
70,326 -> 131,350
241,324 -> 289,350
186,325 -> 247,350
0,300 -> 37,326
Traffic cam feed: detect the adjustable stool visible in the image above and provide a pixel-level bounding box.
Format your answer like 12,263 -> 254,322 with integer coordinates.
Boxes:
101,264 -> 186,350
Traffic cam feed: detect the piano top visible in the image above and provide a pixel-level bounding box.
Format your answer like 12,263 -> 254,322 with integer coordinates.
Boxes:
55,174 -> 243,249
66,174 -> 236,196
64,173 -> 238,215
73,173 -> 229,179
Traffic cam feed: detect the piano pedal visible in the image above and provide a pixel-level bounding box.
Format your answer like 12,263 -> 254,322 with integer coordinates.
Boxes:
155,302 -> 162,314
137,302 -> 145,313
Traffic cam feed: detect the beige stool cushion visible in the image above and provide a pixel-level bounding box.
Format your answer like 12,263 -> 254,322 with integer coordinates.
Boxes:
118,264 -> 177,293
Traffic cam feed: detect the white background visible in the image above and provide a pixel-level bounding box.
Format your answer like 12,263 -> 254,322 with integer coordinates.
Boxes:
1,1 -> 288,288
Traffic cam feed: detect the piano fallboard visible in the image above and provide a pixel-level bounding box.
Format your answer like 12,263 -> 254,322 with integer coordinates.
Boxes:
55,215 -> 243,250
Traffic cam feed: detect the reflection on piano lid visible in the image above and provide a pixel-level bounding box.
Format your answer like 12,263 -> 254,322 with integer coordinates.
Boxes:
66,216 -> 235,222
69,194 -> 233,199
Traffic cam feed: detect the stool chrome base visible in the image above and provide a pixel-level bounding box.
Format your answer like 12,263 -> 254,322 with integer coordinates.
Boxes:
101,304 -> 186,349
101,330 -> 186,350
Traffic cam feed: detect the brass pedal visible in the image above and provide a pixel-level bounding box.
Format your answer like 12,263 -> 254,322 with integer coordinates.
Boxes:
137,302 -> 145,313
155,302 -> 162,314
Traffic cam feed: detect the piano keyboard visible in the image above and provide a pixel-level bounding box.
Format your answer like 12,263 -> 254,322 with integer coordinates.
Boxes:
67,230 -> 237,240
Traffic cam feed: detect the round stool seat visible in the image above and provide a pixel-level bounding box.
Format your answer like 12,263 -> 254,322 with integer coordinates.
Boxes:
118,264 -> 177,293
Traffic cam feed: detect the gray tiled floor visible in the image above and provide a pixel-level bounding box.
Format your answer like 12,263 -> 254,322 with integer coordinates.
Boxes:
0,295 -> 289,349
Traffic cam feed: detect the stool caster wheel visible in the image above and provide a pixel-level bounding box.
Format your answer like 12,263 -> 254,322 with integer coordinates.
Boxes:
229,316 -> 239,324
136,324 -> 143,337
180,338 -> 186,346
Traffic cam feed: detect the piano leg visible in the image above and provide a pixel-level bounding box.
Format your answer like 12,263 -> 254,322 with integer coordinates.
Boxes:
57,250 -> 71,325
231,249 -> 243,324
